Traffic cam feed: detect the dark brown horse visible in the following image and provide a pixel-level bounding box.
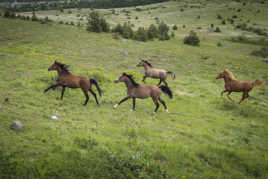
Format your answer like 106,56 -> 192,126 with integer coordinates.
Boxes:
136,59 -> 175,86
216,69 -> 263,104
114,73 -> 173,112
43,61 -> 102,105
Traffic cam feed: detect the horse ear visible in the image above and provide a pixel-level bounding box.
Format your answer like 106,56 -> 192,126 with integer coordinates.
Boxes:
54,60 -> 57,63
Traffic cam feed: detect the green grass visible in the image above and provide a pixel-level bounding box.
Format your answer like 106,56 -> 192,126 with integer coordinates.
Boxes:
1,1 -> 268,178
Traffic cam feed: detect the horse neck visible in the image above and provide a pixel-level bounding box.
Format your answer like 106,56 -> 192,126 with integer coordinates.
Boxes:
124,79 -> 136,91
223,76 -> 233,83
56,67 -> 67,76
143,64 -> 151,71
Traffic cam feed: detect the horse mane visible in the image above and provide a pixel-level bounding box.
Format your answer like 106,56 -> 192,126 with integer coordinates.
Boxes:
123,73 -> 140,87
143,60 -> 153,67
224,69 -> 236,80
55,61 -> 71,74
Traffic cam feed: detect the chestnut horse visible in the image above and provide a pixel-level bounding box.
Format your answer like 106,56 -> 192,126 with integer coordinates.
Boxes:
113,73 -> 173,112
216,69 -> 263,104
43,61 -> 102,105
136,60 -> 175,86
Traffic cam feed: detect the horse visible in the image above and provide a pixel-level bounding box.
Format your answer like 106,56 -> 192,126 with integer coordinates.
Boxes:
43,61 -> 102,105
113,73 -> 173,112
136,59 -> 175,86
216,69 -> 263,104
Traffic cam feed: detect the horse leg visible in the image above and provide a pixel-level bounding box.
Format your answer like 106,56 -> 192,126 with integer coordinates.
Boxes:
60,86 -> 66,100
221,90 -> 227,97
114,96 -> 131,109
239,92 -> 248,104
142,76 -> 147,83
152,97 -> 159,113
43,84 -> 59,93
82,89 -> 89,106
159,97 -> 168,112
163,80 -> 168,87
227,91 -> 233,101
157,79 -> 162,86
89,89 -> 99,105
131,97 -> 136,111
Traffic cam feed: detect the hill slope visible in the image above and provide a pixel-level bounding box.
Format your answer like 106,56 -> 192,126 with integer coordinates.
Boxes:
0,1 -> 268,178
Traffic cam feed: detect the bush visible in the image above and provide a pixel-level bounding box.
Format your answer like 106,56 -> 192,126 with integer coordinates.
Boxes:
32,11 -> 38,21
222,20 -> 226,25
184,30 -> 200,46
217,42 -> 223,47
147,24 -> 158,40
173,25 -> 178,30
158,21 -> 170,41
251,48 -> 268,58
87,11 -> 110,33
134,27 -> 148,42
215,27 -> 221,32
122,22 -> 134,39
217,14 -> 222,19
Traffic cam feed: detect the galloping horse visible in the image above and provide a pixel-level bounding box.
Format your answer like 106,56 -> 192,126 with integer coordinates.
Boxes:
43,61 -> 102,105
136,59 -> 175,86
113,73 -> 173,112
216,69 -> 263,104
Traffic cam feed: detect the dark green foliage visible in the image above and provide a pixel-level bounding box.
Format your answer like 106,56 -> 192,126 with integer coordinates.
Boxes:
3,10 -> 15,18
148,24 -> 158,40
87,11 -> 110,33
184,31 -> 200,46
222,20 -> 226,25
217,14 -> 222,19
215,27 -> 221,32
251,48 -> 268,58
217,42 -> 223,47
31,11 -> 38,21
134,27 -> 148,42
122,22 -> 134,39
173,25 -> 178,30
158,21 -> 170,41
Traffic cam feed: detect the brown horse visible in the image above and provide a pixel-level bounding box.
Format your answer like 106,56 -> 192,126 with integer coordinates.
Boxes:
136,59 -> 175,86
113,73 -> 173,112
43,61 -> 102,105
216,69 -> 263,104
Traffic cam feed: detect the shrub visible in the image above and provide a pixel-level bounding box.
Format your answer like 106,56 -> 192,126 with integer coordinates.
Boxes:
173,25 -> 178,30
251,48 -> 268,58
183,30 -> 200,46
217,14 -> 222,19
215,27 -> 221,32
147,24 -> 158,40
31,11 -> 38,21
87,11 -> 110,33
171,32 -> 175,38
122,22 -> 134,39
158,21 -> 170,41
222,20 -> 226,25
134,27 -> 148,42
217,42 -> 223,47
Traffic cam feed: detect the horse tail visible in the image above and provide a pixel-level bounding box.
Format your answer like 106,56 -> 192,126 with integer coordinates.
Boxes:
90,79 -> 102,97
159,85 -> 173,99
167,71 -> 176,80
252,78 -> 263,87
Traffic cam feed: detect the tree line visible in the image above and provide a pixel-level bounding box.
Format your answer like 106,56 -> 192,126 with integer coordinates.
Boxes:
2,0 -> 166,12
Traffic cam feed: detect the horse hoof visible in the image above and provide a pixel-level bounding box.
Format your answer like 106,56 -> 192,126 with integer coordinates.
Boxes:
113,104 -> 118,109
165,109 -> 169,113
130,109 -> 135,112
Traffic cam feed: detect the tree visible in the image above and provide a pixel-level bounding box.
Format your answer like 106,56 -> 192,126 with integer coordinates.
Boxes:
158,21 -> 170,40
183,31 -> 200,46
87,11 -> 109,33
134,27 -> 148,42
148,24 -> 158,40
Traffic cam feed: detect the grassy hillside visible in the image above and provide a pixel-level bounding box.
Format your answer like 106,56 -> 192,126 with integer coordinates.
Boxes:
0,1 -> 268,178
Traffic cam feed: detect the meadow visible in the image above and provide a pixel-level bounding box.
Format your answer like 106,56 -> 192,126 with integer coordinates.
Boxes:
0,0 -> 268,178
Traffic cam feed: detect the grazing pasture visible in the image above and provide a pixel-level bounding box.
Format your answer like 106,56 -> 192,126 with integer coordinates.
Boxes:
0,0 -> 268,178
